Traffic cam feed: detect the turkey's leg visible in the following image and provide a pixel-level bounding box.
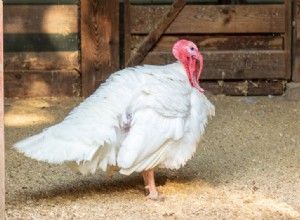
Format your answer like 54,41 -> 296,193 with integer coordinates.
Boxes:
142,169 -> 159,200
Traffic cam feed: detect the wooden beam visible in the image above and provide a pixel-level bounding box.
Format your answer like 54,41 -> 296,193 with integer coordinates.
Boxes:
81,0 -> 119,96
4,51 -> 79,71
294,0 -> 300,82
131,5 -> 285,34
4,70 -> 81,97
126,0 -> 186,67
142,50 -> 287,80
285,0 -> 292,80
4,5 -> 78,34
202,80 -> 284,96
124,0 -> 131,67
4,0 -> 79,4
0,1 -> 5,218
132,35 -> 284,51
4,33 -> 79,52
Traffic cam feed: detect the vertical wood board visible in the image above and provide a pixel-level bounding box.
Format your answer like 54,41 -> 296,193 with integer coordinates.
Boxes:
81,0 -> 119,96
294,0 -> 300,82
0,1 -> 5,218
284,0 -> 292,80
124,0 -> 131,67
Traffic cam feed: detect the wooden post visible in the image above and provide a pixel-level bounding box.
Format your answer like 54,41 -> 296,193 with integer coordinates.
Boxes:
126,0 -> 186,67
0,1 -> 5,219
294,0 -> 300,82
285,0 -> 292,80
124,0 -> 131,66
81,0 -> 120,97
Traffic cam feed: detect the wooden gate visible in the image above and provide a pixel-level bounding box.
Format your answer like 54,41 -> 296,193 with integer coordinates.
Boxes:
120,0 -> 292,96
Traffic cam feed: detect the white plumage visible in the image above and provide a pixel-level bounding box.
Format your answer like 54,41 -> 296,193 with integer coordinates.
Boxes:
14,40 -> 215,199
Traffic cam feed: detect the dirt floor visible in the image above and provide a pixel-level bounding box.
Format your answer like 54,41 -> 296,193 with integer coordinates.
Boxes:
4,95 -> 300,219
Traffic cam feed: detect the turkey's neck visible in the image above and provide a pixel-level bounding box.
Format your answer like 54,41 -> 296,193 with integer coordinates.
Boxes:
183,58 -> 204,94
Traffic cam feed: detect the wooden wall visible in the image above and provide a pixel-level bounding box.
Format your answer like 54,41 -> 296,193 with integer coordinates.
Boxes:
295,0 -> 300,82
129,3 -> 290,95
3,0 -> 295,97
3,0 -> 81,97
0,2 -> 5,218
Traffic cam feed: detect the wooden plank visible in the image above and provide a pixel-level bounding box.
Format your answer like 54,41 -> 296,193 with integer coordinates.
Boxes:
4,33 -> 79,52
127,0 -> 216,4
4,5 -> 78,34
294,56 -> 300,82
4,70 -> 81,97
131,35 -> 284,51
142,50 -> 287,80
202,80 -> 284,95
131,5 -> 285,34
4,0 -> 79,5
4,51 -> 79,71
284,0 -> 292,80
126,0 -> 186,67
126,0 -> 283,3
81,0 -> 119,96
124,0 -> 131,67
294,0 -> 300,82
0,2 -> 5,219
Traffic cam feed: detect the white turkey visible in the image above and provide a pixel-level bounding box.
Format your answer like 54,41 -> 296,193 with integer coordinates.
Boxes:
14,40 -> 215,200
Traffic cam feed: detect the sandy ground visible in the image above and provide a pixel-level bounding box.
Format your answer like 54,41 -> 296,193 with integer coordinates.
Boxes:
4,95 -> 300,220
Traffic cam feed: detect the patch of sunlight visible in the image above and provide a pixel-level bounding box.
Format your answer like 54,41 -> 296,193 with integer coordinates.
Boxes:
227,190 -> 300,218
25,100 -> 51,108
5,113 -> 54,127
254,198 -> 300,218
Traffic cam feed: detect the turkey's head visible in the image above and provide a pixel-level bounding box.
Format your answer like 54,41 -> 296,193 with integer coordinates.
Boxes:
172,40 -> 204,93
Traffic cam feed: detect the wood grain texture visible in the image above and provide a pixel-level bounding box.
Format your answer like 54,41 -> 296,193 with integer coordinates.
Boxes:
131,5 -> 285,34
124,0 -> 132,67
294,0 -> 300,82
4,51 -> 79,71
126,0 -> 186,67
4,34 -> 79,52
81,0 -> 119,96
0,2 -> 5,218
131,35 -> 283,51
142,50 -> 287,80
284,0 -> 292,81
4,70 -> 81,97
4,0 -> 79,5
4,5 -> 78,34
202,80 -> 284,95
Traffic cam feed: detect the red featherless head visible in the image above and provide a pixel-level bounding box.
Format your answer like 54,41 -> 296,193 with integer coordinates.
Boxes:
172,40 -> 204,93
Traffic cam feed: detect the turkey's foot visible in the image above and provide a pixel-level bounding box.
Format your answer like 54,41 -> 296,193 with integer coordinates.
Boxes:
145,185 -> 159,200
142,169 -> 163,201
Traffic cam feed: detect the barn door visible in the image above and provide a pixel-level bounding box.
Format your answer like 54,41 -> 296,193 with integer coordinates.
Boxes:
125,0 -> 292,95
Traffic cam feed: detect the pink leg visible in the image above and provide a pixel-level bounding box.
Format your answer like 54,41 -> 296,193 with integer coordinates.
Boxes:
142,169 -> 159,200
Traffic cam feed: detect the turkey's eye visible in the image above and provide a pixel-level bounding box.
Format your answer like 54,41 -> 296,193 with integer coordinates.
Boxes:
187,46 -> 197,56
